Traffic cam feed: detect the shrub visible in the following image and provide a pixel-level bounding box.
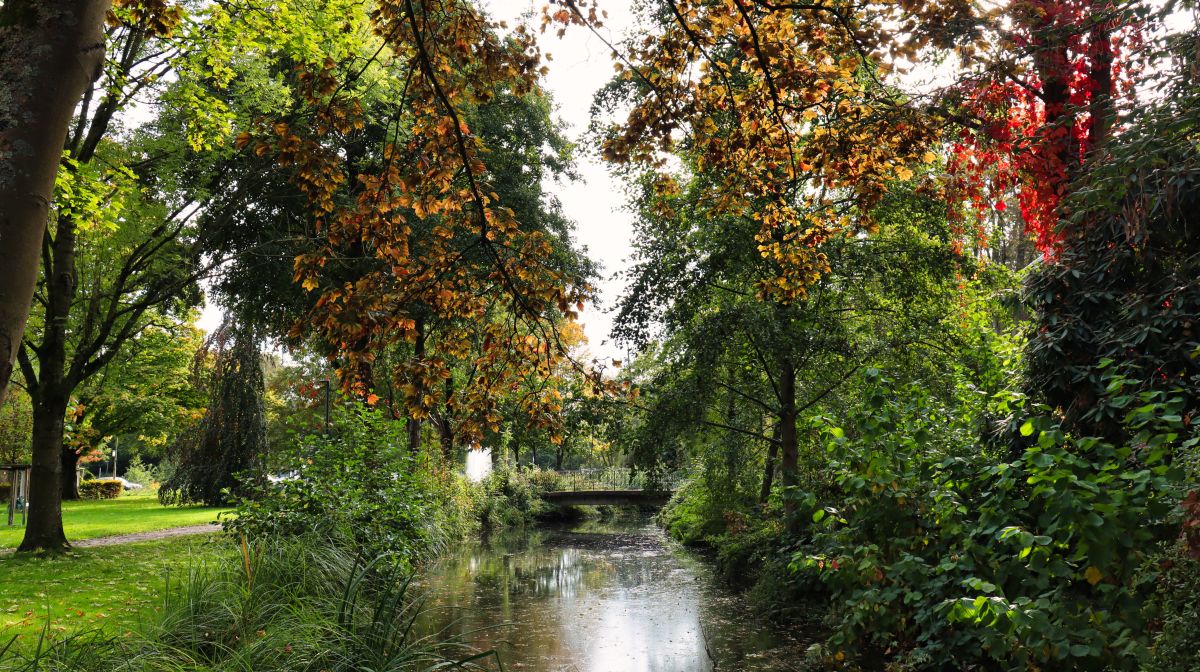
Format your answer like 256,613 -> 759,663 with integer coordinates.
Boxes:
476,466 -> 557,527
122,457 -> 159,488
658,478 -> 722,546
228,404 -> 475,569
1145,546 -> 1200,672
788,368 -> 1192,670
79,479 -> 122,500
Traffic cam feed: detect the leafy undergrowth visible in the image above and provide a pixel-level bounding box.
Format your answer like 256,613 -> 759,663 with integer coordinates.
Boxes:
0,490 -> 229,550
0,536 -> 494,671
0,535 -> 233,647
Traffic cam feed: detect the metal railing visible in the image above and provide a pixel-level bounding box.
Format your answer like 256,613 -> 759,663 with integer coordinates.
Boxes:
551,467 -> 680,493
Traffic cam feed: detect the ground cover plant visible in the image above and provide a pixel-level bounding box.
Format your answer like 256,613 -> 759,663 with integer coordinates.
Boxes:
0,536 -> 231,645
0,536 -> 498,671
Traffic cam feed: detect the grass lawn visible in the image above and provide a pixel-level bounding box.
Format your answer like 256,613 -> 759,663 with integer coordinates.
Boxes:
0,535 -> 235,647
0,490 -> 229,551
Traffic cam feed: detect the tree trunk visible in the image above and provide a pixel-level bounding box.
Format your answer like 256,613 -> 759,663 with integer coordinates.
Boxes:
778,358 -> 799,526
20,208 -> 80,550
760,422 -> 780,505
0,0 -> 110,404
438,418 -> 454,463
60,449 -> 80,500
19,391 -> 70,551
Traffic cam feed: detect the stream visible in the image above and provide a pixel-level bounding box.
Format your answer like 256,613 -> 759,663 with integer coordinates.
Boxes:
415,515 -> 813,671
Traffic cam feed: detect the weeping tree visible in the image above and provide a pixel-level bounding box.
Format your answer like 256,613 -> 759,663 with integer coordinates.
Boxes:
160,320 -> 266,506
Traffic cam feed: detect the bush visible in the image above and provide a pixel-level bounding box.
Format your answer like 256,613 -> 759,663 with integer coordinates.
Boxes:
658,478 -> 723,546
79,479 -> 122,500
787,368 -> 1192,670
476,465 -> 558,527
122,456 -> 159,488
1145,547 -> 1200,672
228,404 -> 476,569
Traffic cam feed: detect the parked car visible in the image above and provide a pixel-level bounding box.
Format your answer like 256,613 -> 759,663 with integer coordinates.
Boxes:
111,477 -> 144,490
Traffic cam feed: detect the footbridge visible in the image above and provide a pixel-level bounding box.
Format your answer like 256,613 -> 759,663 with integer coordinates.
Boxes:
541,468 -> 680,508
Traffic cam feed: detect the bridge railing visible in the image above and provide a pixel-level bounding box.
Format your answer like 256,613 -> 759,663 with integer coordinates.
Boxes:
551,467 -> 680,493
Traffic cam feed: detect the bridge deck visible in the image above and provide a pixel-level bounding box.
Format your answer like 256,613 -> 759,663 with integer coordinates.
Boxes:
541,489 -> 673,507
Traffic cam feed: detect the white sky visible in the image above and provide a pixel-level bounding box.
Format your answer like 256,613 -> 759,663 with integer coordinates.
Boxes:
484,0 -> 638,364
198,0 -> 638,362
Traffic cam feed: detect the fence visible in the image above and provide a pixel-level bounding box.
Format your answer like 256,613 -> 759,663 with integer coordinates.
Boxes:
552,467 -> 680,493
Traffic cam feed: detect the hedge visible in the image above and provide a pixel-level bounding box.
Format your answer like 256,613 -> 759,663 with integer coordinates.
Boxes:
80,479 -> 123,500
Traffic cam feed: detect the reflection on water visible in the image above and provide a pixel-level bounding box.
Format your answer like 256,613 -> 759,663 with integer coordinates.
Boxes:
416,516 -> 809,671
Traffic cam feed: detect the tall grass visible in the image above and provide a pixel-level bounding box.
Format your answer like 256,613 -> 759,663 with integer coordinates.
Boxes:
0,535 -> 501,671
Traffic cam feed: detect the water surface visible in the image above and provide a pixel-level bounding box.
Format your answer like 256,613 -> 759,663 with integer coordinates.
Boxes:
417,516 -> 811,671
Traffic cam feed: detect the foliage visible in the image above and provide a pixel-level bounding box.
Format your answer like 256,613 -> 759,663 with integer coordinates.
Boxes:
219,0 -> 603,450
160,321 -> 266,507
552,0 -> 942,303
786,368 -> 1190,670
1025,96 -> 1200,443
121,456 -> 160,488
475,465 -> 561,528
0,387 -> 31,465
227,403 -> 476,570
0,536 -> 497,670
1144,548 -> 1200,672
77,480 -> 123,501
74,318 -> 207,463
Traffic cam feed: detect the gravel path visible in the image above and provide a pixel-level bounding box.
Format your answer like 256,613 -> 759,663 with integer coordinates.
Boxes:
71,524 -> 221,548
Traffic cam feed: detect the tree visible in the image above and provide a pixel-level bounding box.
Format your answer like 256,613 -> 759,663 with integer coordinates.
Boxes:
160,320 -> 266,506
227,0 -> 609,451
0,0 -> 111,405
199,6 -> 601,459
12,0 -> 210,551
70,316 -> 206,480
0,384 -> 32,464
614,150 -> 971,523
13,0 -> 378,551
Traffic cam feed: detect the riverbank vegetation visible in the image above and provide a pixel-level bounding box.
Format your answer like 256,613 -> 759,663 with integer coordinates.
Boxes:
593,1 -> 1200,668
2,0 -> 1198,670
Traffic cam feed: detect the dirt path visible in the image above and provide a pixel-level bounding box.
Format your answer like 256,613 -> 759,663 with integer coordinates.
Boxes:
70,524 -> 220,548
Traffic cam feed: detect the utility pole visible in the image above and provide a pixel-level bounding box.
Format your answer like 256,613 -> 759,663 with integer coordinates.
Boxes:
319,379 -> 331,435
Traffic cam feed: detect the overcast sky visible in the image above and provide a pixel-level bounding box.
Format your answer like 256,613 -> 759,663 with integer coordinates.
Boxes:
198,0 -> 639,362
484,0 -> 639,364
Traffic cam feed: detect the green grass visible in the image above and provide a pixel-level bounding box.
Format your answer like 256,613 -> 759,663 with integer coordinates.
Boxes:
0,490 -> 229,551
0,535 -> 234,646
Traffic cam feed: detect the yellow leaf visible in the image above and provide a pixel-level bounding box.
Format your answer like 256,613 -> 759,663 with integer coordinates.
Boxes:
923,151 -> 938,164
1084,566 -> 1103,585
